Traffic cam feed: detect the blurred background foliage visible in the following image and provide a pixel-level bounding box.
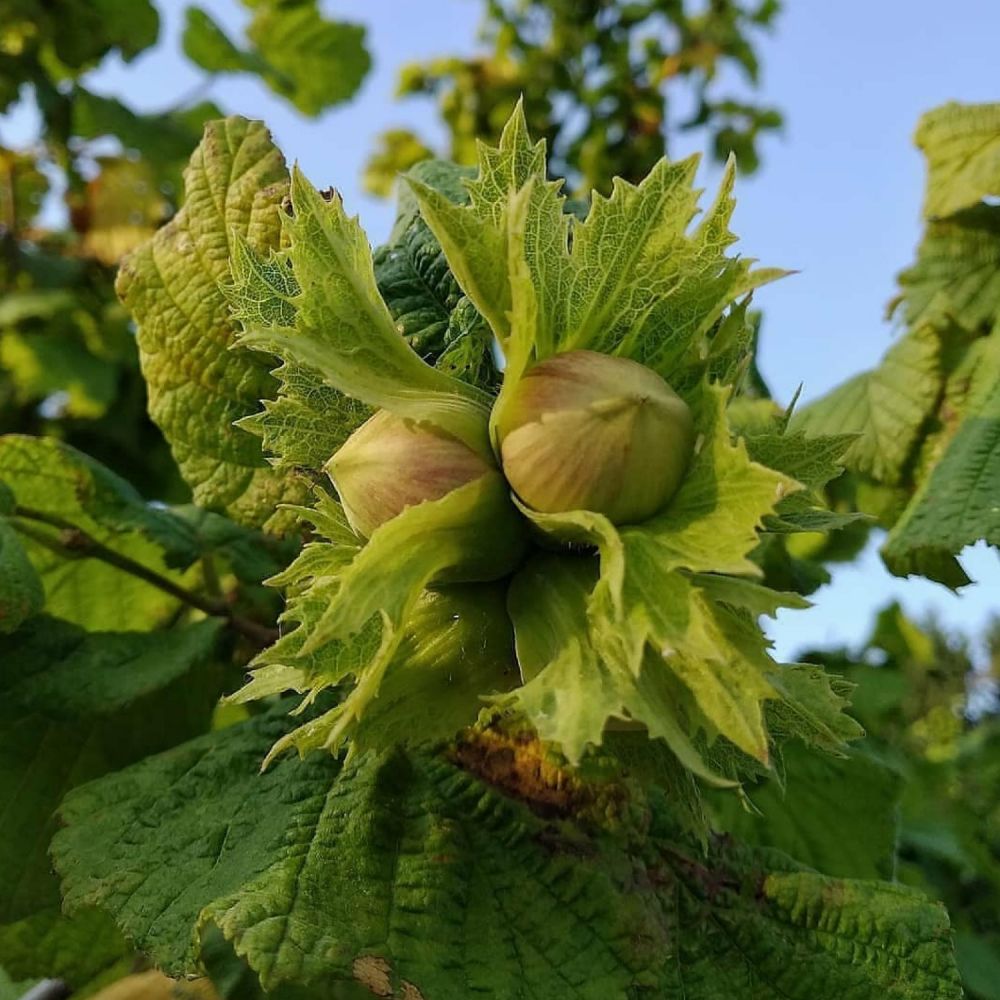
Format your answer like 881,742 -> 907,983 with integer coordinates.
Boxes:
802,606 -> 1000,999
0,0 -> 370,501
364,0 -> 783,197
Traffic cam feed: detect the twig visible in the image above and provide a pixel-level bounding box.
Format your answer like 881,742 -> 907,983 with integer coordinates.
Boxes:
20,980 -> 71,1000
12,507 -> 278,646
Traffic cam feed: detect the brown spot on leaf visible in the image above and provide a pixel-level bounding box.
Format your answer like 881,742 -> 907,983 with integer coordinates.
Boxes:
450,727 -> 627,822
352,955 -> 393,996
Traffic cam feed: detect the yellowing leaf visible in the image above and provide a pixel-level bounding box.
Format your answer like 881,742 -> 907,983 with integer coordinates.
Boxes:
917,101 -> 1000,219
117,117 -> 307,532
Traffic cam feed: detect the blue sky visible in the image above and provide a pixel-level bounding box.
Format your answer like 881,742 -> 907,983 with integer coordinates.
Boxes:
4,0 -> 999,661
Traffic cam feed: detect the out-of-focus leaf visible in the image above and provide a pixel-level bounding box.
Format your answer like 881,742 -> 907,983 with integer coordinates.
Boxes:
75,157 -> 167,265
0,435 -> 202,629
44,0 -> 160,70
0,147 -> 48,229
883,336 -> 1000,585
917,102 -> 1000,219
0,331 -> 118,417
709,745 -> 903,881
72,91 -> 221,197
0,518 -> 42,634
182,7 -> 252,74
363,128 -> 434,197
246,3 -> 371,117
793,325 -> 942,486
894,205 -> 1000,333
0,908 -> 129,996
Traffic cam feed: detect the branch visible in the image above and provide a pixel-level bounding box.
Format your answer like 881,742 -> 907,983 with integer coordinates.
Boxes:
12,508 -> 279,646
20,981 -> 71,1000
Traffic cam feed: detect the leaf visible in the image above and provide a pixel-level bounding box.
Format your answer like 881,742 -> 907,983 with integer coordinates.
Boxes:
72,91 -> 220,195
0,518 -> 43,633
569,157 -> 784,375
406,104 -> 570,355
0,330 -> 118,417
239,584 -> 518,758
503,383 -> 850,775
0,967 -> 32,1000
0,616 -> 225,927
793,324 -> 943,485
894,204 -> 1000,333
709,745 -> 903,880
223,235 -> 370,476
234,166 -> 490,454
0,908 -> 129,995
636,383 -> 794,576
363,128 -> 435,198
45,0 -> 159,69
240,475 -> 525,761
916,102 -> 1000,219
182,7 -> 251,73
116,117 -> 308,532
741,419 -> 865,533
372,159 -> 472,360
246,3 -> 370,117
883,335 -> 1000,585
79,157 -> 168,265
953,931 -> 1000,1000
0,435 -> 206,629
52,709 -> 963,999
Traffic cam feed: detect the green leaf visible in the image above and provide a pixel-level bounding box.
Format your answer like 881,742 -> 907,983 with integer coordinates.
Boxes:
237,584 -> 517,758
0,288 -> 75,325
52,709 -> 963,998
0,616 -> 224,927
883,335 -> 1000,584
238,475 -> 525,762
223,235 -> 369,476
894,205 -> 1000,333
0,966 -> 33,1000
409,107 -> 783,389
0,908 -> 129,995
741,419 -> 865,533
793,324 -> 943,486
507,551 -> 742,781
45,0 -> 159,69
916,102 -> 1000,219
234,166 -> 491,454
502,383 -> 855,775
0,435 -> 203,629
0,330 -> 118,418
406,104 -> 570,359
0,518 -> 43,634
182,7 -> 251,73
436,296 -> 500,392
117,117 -> 308,532
372,159 -> 472,360
72,90 -> 221,195
709,745 -> 903,880
246,3 -> 370,117
569,158 -> 784,375
953,930 -> 1000,1000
